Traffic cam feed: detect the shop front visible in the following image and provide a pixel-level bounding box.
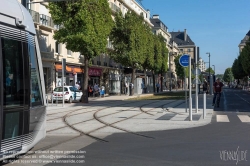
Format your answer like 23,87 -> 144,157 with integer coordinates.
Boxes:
109,73 -> 121,95
54,63 -> 83,88
88,67 -> 102,87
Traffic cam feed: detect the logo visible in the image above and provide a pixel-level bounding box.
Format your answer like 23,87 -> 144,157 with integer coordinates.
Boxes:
220,146 -> 247,165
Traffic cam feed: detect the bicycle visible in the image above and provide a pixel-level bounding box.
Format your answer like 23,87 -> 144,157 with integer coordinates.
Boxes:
214,92 -> 221,108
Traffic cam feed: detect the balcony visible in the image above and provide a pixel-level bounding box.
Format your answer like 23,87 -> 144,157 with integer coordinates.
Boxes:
109,2 -> 120,13
29,9 -> 40,24
40,14 -> 54,29
41,51 -> 55,60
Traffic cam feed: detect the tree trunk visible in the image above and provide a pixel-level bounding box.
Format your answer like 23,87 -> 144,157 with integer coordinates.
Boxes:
152,70 -> 155,93
81,57 -> 89,103
144,69 -> 147,93
160,72 -> 163,92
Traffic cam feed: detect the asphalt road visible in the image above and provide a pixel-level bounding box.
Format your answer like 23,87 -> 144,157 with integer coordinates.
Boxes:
52,88 -> 250,166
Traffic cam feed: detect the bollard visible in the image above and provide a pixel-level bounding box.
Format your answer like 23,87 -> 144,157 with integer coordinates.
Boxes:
203,91 -> 206,119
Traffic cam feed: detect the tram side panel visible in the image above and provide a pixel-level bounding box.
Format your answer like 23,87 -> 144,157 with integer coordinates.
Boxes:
0,0 -> 46,160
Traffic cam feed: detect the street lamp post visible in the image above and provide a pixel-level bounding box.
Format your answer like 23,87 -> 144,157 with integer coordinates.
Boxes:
212,65 -> 215,75
206,52 -> 212,95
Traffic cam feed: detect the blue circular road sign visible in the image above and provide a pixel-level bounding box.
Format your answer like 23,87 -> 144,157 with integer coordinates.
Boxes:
179,54 -> 189,67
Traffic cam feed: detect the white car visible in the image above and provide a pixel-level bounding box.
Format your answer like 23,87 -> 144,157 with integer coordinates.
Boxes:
52,86 -> 82,103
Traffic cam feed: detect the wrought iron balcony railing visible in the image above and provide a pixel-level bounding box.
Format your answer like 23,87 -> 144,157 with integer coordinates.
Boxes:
109,2 -> 120,13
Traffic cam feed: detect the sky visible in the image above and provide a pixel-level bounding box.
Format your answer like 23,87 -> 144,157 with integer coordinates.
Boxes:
139,0 -> 250,74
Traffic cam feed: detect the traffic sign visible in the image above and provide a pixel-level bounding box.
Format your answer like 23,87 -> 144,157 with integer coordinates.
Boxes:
192,69 -> 201,75
179,54 -> 189,67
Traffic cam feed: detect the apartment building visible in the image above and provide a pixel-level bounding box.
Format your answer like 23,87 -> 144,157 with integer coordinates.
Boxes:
19,0 -> 154,95
239,30 -> 250,53
170,29 -> 196,60
198,58 -> 206,72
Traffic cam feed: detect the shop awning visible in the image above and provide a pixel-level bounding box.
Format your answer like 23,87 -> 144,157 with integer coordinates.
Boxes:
73,67 -> 83,74
55,64 -> 84,74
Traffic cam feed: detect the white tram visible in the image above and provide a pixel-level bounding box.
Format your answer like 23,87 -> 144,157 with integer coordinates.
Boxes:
0,0 -> 46,160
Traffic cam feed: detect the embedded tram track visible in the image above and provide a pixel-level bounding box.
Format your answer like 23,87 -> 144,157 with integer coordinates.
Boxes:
26,100 -> 141,156
25,99 -> 186,157
91,100 -> 185,139
91,100 -> 163,139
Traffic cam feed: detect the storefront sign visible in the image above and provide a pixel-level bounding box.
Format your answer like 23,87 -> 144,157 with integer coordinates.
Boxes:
89,68 -> 102,76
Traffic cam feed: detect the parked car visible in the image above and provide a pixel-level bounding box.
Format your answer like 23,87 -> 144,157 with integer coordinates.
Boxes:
52,86 -> 82,103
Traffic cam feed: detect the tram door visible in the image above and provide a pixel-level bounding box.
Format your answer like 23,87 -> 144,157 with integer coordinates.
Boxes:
1,36 -> 30,153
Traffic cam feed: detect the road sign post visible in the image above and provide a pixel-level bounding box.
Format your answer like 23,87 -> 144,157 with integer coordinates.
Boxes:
179,54 -> 191,119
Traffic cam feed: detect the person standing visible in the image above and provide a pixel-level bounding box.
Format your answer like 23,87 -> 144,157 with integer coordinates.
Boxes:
94,83 -> 99,97
88,85 -> 93,97
74,82 -> 80,90
203,80 -> 208,94
212,78 -> 224,106
156,82 -> 160,93
125,82 -> 128,95
141,81 -> 144,94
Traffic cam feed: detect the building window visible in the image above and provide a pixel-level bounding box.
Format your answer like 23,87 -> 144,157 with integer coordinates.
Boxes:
188,49 -> 191,52
67,50 -> 71,55
55,41 -> 59,54
39,35 -> 48,52
180,49 -> 183,52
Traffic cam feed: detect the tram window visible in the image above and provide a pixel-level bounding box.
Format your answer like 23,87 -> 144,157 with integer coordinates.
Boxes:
28,40 -> 43,107
2,38 -> 25,107
3,112 -> 22,139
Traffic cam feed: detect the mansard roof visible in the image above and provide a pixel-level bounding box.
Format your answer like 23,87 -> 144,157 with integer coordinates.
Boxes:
170,31 -> 195,46
150,17 -> 168,30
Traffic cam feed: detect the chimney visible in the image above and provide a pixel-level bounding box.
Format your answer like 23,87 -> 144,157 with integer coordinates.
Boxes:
184,29 -> 187,41
146,9 -> 150,19
152,14 -> 159,19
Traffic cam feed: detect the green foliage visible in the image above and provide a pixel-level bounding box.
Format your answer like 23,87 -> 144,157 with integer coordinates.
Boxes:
158,35 -> 169,73
223,68 -> 234,82
48,0 -> 113,59
141,27 -> 154,71
216,74 -> 224,80
232,57 -> 247,79
205,67 -> 215,74
153,35 -> 162,72
240,38 -> 250,75
174,54 -> 185,79
109,11 -> 147,68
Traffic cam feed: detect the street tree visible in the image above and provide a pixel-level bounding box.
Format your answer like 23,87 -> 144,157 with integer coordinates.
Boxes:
240,38 -> 250,75
223,68 -> 234,84
110,11 -> 148,95
141,26 -> 154,92
151,35 -> 163,92
158,35 -> 169,91
232,56 -> 247,82
48,0 -> 114,103
174,54 -> 185,88
205,67 -> 215,74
